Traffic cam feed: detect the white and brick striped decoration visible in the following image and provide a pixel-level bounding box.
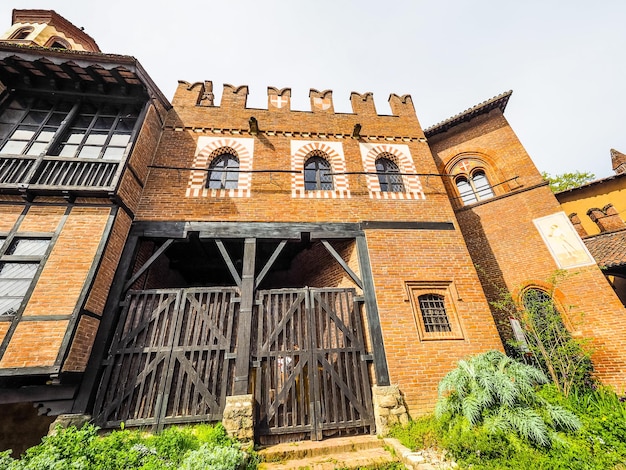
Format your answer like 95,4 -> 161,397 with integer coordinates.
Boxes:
290,140 -> 351,199
359,143 -> 425,200
186,136 -> 254,198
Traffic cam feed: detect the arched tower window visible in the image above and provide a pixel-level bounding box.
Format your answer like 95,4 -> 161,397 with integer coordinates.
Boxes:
9,27 -> 33,40
207,153 -> 239,189
304,155 -> 333,190
375,157 -> 404,192
455,169 -> 494,205
45,37 -> 71,50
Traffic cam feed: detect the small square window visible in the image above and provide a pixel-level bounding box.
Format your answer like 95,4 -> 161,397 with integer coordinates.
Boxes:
406,281 -> 464,340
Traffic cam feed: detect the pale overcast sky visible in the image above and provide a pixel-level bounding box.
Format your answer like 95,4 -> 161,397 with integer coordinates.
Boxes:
3,1 -> 625,178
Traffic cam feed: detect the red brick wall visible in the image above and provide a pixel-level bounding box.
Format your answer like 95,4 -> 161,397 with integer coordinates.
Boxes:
134,85 -> 505,415
429,111 -> 626,390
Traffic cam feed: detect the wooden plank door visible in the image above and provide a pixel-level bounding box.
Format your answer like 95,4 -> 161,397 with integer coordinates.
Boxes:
93,287 -> 239,429
254,288 -> 374,442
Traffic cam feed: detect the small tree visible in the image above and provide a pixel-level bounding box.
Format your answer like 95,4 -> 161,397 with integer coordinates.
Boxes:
492,274 -> 594,396
541,171 -> 595,193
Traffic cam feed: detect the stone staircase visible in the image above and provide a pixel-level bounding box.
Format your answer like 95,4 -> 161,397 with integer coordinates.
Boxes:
257,435 -> 458,470
257,435 -> 398,469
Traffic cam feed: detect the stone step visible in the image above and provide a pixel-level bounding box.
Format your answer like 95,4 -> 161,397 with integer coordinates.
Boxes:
258,435 -> 399,470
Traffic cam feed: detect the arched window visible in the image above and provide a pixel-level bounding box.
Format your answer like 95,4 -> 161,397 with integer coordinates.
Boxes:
207,153 -> 239,189
418,294 -> 451,333
304,156 -> 333,190
10,27 -> 33,40
375,157 -> 404,192
455,169 -> 494,205
45,37 -> 71,50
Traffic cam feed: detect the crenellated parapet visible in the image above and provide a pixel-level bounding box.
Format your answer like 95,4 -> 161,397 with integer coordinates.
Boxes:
172,81 -> 417,118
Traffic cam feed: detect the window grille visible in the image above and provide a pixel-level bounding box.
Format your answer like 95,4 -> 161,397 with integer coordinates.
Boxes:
418,294 -> 452,333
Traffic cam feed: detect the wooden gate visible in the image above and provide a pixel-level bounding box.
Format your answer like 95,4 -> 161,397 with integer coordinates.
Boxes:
253,288 -> 374,442
93,287 -> 239,429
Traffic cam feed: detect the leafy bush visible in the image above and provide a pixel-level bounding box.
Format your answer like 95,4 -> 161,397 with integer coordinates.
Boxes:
436,350 -> 580,447
4,422 -> 253,470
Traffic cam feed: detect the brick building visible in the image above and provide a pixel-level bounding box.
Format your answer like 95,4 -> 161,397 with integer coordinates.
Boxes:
555,149 -> 626,305
0,9 -> 624,450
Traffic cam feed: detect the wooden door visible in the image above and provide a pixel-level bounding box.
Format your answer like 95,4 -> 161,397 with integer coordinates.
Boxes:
253,288 -> 374,442
93,287 -> 239,429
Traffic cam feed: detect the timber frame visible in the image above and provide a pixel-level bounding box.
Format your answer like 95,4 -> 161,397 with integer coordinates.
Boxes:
75,220 -> 456,421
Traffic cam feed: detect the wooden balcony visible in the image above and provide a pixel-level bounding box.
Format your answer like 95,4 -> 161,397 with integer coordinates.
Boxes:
0,154 -> 121,196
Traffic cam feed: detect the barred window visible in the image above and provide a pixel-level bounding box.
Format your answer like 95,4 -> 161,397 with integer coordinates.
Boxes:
0,237 -> 50,316
375,157 -> 404,192
418,294 -> 451,333
206,153 -> 239,189
304,156 -> 333,190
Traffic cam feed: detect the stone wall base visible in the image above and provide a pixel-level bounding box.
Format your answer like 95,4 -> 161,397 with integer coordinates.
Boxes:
372,385 -> 409,436
222,394 -> 254,442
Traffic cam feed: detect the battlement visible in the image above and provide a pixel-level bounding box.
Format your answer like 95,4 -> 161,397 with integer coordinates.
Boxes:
173,80 -> 416,118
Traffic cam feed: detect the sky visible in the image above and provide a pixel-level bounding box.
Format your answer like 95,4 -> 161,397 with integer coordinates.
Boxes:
3,1 -> 626,178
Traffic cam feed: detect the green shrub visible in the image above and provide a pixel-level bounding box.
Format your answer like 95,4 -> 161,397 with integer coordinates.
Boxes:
179,444 -> 246,470
436,350 -> 580,447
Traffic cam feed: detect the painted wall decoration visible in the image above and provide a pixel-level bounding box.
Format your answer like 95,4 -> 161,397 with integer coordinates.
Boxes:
290,140 -> 350,198
533,212 -> 596,269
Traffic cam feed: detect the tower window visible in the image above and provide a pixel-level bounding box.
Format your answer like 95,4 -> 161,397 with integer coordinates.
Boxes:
304,155 -> 333,190
375,157 -> 404,192
455,170 -> 494,205
207,153 -> 239,189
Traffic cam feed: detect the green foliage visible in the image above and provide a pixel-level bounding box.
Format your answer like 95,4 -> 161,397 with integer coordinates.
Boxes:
491,273 -> 595,396
6,422 -> 253,470
436,350 -> 580,447
179,444 -> 245,470
394,382 -> 626,469
541,171 -> 595,192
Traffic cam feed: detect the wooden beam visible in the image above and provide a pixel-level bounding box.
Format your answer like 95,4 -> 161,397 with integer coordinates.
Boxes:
320,240 -> 363,289
233,238 -> 256,395
255,239 -> 287,289
122,238 -> 174,292
356,235 -> 390,386
215,239 -> 242,287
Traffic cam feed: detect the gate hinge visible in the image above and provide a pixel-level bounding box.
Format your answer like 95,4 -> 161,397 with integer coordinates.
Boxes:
230,297 -> 241,304
252,360 -> 261,368
119,300 -> 129,308
225,353 -> 237,359
361,354 -> 374,362
354,296 -> 365,303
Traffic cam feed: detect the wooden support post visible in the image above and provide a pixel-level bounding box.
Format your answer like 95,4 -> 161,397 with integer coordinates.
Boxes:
356,235 -> 390,386
233,238 -> 256,395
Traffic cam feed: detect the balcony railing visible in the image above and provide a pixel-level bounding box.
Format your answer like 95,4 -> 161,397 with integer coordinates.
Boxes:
0,155 -> 120,194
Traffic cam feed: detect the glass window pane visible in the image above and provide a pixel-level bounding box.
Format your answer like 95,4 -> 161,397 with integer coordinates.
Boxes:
103,147 -> 124,160
37,130 -> 56,142
0,279 -> 31,296
0,263 -> 38,278
59,144 -> 79,158
26,142 -> 47,156
473,172 -> 494,200
46,112 -> 66,127
7,239 -> 50,256
11,129 -> 35,140
456,178 -> 477,204
0,297 -> 22,316
109,134 -> 131,146
93,117 -> 115,130
1,108 -> 27,122
116,119 -> 136,132
74,116 -> 93,129
66,132 -> 85,144
0,124 -> 14,140
85,133 -> 107,145
22,112 -> 48,125
78,146 -> 102,159
1,140 -> 28,154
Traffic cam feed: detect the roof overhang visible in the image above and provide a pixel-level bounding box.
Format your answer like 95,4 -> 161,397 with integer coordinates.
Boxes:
425,90 -> 512,138
0,43 -> 170,108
